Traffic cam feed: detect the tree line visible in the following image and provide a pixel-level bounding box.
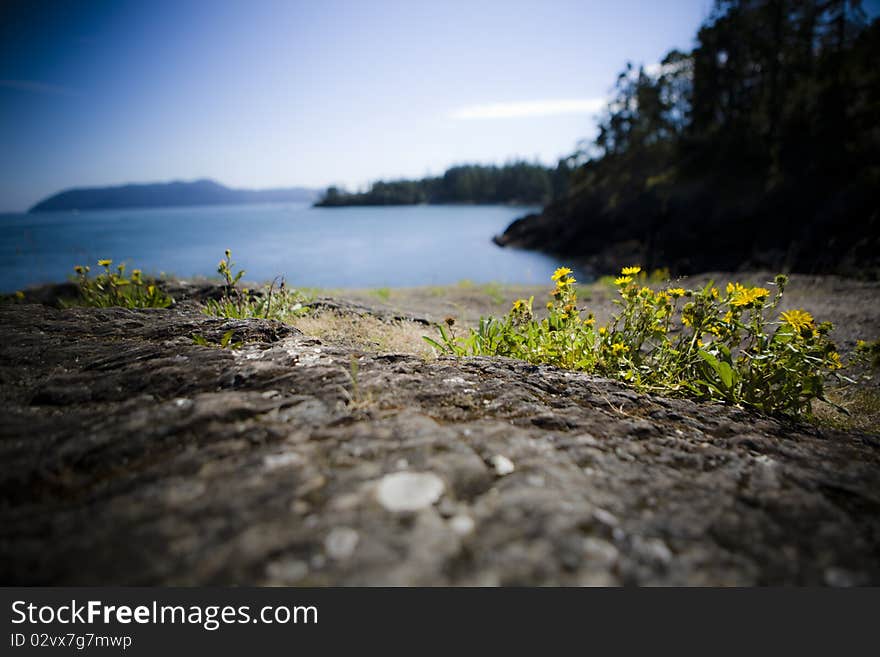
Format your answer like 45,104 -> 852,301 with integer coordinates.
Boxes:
498,0 -> 879,277
315,162 -> 571,207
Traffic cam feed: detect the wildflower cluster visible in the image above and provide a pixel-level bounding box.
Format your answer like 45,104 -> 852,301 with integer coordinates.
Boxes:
202,249 -> 309,322
426,266 -> 849,418
69,259 -> 172,309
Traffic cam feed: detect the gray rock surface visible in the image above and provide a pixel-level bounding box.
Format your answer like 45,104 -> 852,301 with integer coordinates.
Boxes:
1,302 -> 879,585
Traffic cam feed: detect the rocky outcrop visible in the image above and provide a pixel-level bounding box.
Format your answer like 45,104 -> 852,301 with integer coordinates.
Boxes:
495,180 -> 880,279
1,302 -> 879,585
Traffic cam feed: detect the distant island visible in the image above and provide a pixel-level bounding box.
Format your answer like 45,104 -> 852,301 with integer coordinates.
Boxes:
29,179 -> 319,213
315,162 -> 571,207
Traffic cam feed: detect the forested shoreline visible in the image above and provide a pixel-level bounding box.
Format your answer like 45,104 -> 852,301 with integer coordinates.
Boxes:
496,0 -> 880,279
315,162 -> 570,207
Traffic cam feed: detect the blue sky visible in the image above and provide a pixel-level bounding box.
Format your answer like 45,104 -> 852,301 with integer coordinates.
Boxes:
2,0 -> 729,210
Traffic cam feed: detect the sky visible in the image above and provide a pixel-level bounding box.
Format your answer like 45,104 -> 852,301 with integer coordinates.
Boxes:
1,0 -> 724,211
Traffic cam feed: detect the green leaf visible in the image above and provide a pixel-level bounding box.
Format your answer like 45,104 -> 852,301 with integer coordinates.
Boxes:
422,336 -> 450,353
698,349 -> 734,390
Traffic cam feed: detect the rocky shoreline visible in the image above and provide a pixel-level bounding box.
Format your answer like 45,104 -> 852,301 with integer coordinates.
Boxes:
1,281 -> 879,585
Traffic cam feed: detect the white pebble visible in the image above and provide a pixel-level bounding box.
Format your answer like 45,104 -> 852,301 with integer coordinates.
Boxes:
491,454 -> 515,476
376,471 -> 445,512
265,558 -> 308,583
263,451 -> 304,470
324,527 -> 360,560
450,514 -> 475,536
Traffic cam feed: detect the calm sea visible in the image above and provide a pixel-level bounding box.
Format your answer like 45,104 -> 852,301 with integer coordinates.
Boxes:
0,203 -> 569,293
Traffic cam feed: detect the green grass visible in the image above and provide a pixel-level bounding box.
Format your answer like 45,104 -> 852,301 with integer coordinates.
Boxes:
370,287 -> 391,302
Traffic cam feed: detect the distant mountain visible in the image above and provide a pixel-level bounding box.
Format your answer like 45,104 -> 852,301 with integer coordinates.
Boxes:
29,179 -> 320,212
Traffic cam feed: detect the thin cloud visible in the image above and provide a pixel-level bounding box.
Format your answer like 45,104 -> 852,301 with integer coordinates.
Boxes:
0,79 -> 79,97
449,98 -> 606,120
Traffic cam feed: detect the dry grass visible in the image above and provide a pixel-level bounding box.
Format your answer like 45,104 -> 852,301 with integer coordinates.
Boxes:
290,310 -> 434,357
813,384 -> 880,433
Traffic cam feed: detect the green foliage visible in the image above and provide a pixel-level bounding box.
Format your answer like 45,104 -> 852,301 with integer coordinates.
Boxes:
523,1 -> 880,278
192,330 -> 242,350
316,161 -> 566,207
202,250 -> 310,322
588,1 -> 877,182
426,267 -> 850,418
855,338 -> 880,369
68,260 -> 173,309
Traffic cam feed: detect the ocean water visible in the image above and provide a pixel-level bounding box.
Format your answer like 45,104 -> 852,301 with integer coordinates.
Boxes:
0,203 -> 569,292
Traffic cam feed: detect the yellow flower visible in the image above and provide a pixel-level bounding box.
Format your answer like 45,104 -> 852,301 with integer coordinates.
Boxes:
614,276 -> 632,286
710,287 -> 719,298
546,301 -> 554,310
599,326 -> 608,336
827,352 -> 843,370
723,311 -> 733,324
555,275 -> 575,288
512,299 -> 524,310
97,259 -> 112,267
584,317 -> 595,326
667,288 -> 685,298
730,285 -> 769,308
611,343 -> 628,354
551,267 -> 573,281
780,309 -> 814,331
621,266 -> 641,276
